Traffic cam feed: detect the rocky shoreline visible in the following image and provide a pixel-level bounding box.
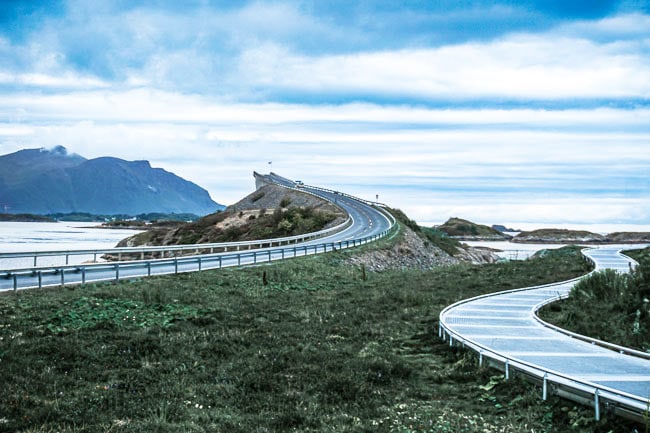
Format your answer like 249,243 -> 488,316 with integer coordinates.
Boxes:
511,229 -> 650,244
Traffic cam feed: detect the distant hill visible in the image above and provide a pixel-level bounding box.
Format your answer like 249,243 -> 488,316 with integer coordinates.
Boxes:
436,217 -> 511,240
513,229 -> 650,244
512,228 -> 604,243
0,146 -> 224,215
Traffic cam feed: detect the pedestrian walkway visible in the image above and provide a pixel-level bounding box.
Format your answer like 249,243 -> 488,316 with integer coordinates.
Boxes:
439,246 -> 650,421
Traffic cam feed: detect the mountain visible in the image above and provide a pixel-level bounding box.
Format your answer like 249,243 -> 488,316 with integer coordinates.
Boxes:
0,146 -> 224,215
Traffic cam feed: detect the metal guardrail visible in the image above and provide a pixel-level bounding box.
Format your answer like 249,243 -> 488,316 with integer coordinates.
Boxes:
2,223 -> 398,291
532,250 -> 650,361
438,248 -> 650,422
1,175 -> 399,291
0,216 -> 353,268
0,174 -> 395,270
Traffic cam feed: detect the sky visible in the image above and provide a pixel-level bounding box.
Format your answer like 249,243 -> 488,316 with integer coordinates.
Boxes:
0,0 -> 649,230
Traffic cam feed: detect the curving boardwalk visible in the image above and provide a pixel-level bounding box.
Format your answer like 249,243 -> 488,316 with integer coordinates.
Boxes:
439,246 -> 650,421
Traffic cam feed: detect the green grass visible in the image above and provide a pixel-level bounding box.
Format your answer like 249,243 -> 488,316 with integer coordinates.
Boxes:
0,245 -> 641,432
540,247 -> 650,352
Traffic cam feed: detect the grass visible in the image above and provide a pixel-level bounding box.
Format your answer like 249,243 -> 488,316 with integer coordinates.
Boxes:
540,246 -> 650,352
0,244 -> 642,432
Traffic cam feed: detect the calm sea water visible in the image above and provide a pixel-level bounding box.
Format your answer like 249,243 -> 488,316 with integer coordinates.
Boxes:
1,221 -> 647,269
0,221 -> 142,269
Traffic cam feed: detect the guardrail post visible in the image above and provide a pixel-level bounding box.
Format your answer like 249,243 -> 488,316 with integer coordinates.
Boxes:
66,254 -> 69,265
81,267 -> 86,285
115,264 -> 119,283
198,257 -> 202,272
281,249 -> 285,259
174,258 -> 178,274
449,335 -> 453,347
293,247 -> 296,257
13,274 -> 17,292
60,269 -> 65,286
542,373 -> 548,400
117,253 -> 121,262
218,256 -> 222,269
93,252 -> 97,262
34,255 -> 37,267
254,252 -> 257,264
479,350 -> 483,367
237,254 -> 241,266
594,389 -> 600,421
505,360 -> 510,380
268,251 -> 271,263
38,271 -> 42,289
147,262 -> 151,277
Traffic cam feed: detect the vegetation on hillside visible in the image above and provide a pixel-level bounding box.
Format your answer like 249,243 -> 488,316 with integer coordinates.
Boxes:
121,206 -> 338,247
437,217 -> 509,239
1,246 -> 637,432
513,228 -> 604,243
540,247 -> 650,352
389,208 -> 461,255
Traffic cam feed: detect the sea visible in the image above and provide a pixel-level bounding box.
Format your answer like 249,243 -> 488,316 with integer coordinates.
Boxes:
1,220 -> 648,269
421,221 -> 650,260
0,221 -> 142,269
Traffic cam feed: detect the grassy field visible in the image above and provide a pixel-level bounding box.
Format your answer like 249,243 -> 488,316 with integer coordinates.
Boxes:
540,247 -> 650,352
0,243 -> 643,432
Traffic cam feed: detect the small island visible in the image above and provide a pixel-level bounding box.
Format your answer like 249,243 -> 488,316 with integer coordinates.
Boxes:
0,213 -> 56,223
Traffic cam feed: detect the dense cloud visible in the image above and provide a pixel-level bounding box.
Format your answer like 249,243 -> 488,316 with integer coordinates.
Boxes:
0,0 -> 648,227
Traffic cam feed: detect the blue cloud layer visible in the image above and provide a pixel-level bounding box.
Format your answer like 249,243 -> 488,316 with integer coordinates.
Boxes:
0,1 -> 649,226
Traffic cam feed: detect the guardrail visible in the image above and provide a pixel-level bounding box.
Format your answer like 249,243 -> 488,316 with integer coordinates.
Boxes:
438,248 -> 650,423
0,216 -> 352,268
300,182 -> 397,228
532,250 -> 650,361
2,222 -> 398,292
0,174 -> 394,270
2,174 -> 399,291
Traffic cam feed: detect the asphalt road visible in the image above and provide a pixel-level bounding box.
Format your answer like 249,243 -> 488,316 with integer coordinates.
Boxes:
1,174 -> 393,291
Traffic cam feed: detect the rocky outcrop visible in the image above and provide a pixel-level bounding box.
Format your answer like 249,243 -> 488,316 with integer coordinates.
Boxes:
229,183 -> 343,219
513,229 -> 604,243
605,232 -> 650,243
437,217 -> 511,241
345,225 -> 499,272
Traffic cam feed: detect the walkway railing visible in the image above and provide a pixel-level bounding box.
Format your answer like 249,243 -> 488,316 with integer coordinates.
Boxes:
438,247 -> 650,423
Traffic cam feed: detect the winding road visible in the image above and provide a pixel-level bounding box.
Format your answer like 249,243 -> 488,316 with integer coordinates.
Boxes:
4,174 -> 649,422
440,246 -> 650,421
1,174 -> 394,291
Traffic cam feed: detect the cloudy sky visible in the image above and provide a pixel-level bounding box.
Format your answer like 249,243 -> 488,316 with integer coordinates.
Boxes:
1,0 -> 649,230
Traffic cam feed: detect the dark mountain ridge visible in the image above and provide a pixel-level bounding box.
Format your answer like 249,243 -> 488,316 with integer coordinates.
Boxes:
0,146 -> 223,215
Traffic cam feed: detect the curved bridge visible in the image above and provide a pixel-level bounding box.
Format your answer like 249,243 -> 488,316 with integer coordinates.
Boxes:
439,246 -> 650,422
1,174 -> 396,291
